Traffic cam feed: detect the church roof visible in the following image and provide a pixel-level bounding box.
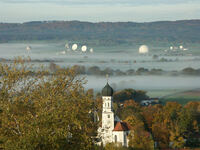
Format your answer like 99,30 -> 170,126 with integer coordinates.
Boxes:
102,83 -> 113,96
113,122 -> 131,131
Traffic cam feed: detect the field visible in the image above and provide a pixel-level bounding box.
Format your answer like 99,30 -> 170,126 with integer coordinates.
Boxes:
158,89 -> 200,105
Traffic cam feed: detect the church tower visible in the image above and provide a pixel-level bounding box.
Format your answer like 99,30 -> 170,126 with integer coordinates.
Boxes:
101,82 -> 115,144
97,82 -> 131,147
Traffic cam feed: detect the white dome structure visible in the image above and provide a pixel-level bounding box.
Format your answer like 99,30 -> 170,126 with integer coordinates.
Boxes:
81,45 -> 87,52
139,45 -> 149,54
72,44 -> 78,51
90,48 -> 94,53
26,46 -> 31,51
65,43 -> 69,49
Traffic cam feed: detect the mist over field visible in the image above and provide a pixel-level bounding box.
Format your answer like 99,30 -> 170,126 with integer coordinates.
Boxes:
85,75 -> 200,92
1,42 -> 200,99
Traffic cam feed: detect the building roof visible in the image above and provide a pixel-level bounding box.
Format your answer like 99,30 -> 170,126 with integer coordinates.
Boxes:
113,122 -> 131,131
102,83 -> 113,96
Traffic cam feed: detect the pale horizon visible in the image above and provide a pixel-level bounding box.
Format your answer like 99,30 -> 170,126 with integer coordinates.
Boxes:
0,0 -> 200,23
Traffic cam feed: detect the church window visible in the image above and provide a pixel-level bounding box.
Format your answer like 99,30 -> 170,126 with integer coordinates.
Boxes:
115,135 -> 117,143
108,102 -> 109,107
108,115 -> 110,118
124,134 -> 127,145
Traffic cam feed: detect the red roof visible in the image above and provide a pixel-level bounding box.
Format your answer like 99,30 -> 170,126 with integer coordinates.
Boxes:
113,122 -> 131,131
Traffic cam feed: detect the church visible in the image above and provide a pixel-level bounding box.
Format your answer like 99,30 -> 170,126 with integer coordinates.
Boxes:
97,82 -> 131,147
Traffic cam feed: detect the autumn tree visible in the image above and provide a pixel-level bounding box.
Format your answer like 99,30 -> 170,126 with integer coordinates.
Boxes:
169,125 -> 185,149
125,113 -> 154,150
0,59 -> 97,150
128,129 -> 154,150
117,100 -> 142,120
113,89 -> 149,103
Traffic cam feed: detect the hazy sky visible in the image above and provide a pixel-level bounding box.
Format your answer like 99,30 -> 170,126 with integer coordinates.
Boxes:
0,0 -> 200,23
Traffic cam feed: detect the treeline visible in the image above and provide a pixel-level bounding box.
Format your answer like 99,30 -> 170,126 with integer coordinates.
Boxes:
69,64 -> 200,76
0,20 -> 200,44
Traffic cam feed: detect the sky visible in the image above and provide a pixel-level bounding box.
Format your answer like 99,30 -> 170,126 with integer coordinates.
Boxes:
0,0 -> 200,23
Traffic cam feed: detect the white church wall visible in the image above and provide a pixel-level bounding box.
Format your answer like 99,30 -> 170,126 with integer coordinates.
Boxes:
113,131 -> 125,146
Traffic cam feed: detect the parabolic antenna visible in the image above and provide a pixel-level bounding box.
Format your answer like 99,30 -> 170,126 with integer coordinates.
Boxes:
179,45 -> 183,50
90,48 -> 94,53
81,45 -> 87,52
72,44 -> 78,51
26,46 -> 31,51
139,45 -> 149,54
65,43 -> 69,49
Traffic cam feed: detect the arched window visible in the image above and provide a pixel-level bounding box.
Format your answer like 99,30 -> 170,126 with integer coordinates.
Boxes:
108,102 -> 109,107
115,135 -> 117,143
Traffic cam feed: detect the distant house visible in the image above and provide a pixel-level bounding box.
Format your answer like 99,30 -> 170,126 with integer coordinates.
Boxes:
140,98 -> 160,106
97,83 -> 131,147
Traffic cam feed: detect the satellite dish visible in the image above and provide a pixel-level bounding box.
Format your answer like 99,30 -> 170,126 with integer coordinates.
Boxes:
179,45 -> 183,50
81,45 -> 87,52
72,44 -> 78,51
26,46 -> 31,51
65,43 -> 69,49
139,45 -> 149,54
90,48 -> 94,53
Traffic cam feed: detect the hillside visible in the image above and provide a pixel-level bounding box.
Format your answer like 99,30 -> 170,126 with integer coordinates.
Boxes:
0,20 -> 200,45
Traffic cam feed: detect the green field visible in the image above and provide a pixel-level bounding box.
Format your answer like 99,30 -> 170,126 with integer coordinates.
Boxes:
147,89 -> 200,105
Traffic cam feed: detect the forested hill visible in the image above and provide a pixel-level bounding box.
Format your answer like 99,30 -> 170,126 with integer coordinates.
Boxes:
0,20 -> 200,45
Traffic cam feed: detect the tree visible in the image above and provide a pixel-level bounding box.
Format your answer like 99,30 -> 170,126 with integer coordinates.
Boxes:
128,129 -> 154,150
169,125 -> 185,149
104,143 -> 129,150
49,62 -> 60,72
151,123 -> 170,149
113,89 -> 148,103
125,115 -> 144,131
125,114 -> 154,150
0,59 -> 97,150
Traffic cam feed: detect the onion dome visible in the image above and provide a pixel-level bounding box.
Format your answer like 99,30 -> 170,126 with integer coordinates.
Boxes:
102,83 -> 113,96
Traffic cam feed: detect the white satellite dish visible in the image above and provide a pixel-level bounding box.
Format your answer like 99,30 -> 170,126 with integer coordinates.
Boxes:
65,43 -> 69,49
170,46 -> 173,50
81,45 -> 87,52
139,45 -> 149,54
26,46 -> 31,51
72,44 -> 78,51
90,48 -> 94,53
